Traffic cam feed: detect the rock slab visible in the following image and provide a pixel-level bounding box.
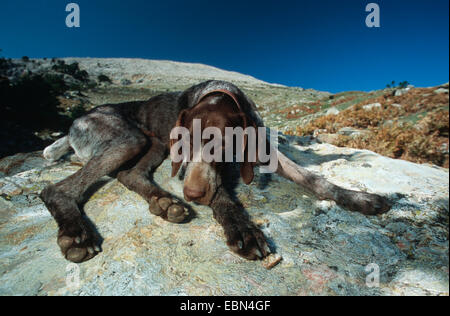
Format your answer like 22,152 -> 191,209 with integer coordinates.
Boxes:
0,136 -> 448,296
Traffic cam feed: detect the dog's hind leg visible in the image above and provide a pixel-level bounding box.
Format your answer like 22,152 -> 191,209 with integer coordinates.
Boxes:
117,136 -> 189,223
43,136 -> 71,162
276,150 -> 391,215
40,134 -> 147,263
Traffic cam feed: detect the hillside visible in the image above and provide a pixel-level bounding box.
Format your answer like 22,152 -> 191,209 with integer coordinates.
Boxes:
0,57 -> 329,158
1,57 -> 447,168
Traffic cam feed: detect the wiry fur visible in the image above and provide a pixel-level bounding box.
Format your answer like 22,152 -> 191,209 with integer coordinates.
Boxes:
43,136 -> 70,161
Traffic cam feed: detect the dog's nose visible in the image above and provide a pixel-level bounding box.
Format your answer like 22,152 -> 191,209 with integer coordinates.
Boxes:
183,187 -> 205,201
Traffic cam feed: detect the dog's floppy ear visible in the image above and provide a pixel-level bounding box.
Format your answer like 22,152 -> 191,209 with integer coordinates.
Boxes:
171,109 -> 188,177
240,160 -> 255,185
238,112 -> 258,185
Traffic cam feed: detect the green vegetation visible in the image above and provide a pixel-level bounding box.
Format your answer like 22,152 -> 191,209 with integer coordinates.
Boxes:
67,104 -> 87,120
0,58 -> 95,157
0,58 -> 9,72
1,73 -> 68,128
98,74 -> 112,83
386,80 -> 410,89
51,60 -> 89,82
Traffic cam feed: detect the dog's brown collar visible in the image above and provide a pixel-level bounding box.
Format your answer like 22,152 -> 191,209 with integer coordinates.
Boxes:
197,89 -> 242,112
196,89 -> 250,154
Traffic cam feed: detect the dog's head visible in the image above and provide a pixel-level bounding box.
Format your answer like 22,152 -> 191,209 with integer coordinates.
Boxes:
170,91 -> 259,206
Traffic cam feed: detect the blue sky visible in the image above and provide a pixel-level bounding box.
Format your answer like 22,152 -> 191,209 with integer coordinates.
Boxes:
1,0 -> 448,93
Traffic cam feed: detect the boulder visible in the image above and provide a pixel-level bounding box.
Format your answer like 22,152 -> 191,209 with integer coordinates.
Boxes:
434,88 -> 449,95
316,133 -> 340,144
0,136 -> 448,296
326,107 -> 340,116
362,103 -> 382,111
394,89 -> 408,97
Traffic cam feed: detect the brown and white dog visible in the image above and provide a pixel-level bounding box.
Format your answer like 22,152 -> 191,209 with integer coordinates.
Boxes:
40,80 -> 391,263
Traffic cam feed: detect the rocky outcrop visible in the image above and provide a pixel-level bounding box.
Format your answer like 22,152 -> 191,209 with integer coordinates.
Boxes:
0,135 -> 448,296
4,58 -> 268,89
63,58 -> 267,87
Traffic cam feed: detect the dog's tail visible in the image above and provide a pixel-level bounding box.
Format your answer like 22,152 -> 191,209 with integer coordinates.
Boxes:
43,136 -> 71,162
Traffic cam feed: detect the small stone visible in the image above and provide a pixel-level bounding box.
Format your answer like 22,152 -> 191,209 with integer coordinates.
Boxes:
254,218 -> 269,227
262,254 -> 282,270
0,182 -> 23,196
313,129 -> 327,137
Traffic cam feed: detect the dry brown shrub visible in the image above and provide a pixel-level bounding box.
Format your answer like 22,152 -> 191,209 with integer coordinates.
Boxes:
289,88 -> 449,168
282,104 -> 321,119
330,95 -> 357,107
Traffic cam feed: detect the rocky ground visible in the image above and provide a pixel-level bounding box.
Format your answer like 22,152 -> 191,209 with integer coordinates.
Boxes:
0,135 -> 448,296
0,58 -> 448,296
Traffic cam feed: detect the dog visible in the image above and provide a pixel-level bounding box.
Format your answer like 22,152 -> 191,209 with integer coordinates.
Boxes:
40,80 -> 391,263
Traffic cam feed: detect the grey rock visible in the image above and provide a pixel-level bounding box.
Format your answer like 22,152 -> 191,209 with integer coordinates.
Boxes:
383,120 -> 394,127
362,103 -> 382,111
0,137 -> 448,296
434,88 -> 448,95
326,107 -> 340,115
313,129 -> 328,138
338,127 -> 370,137
316,133 -> 339,144
394,89 -> 408,97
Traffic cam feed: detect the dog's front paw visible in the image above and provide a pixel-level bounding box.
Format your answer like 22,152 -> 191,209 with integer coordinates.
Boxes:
57,220 -> 100,263
149,196 -> 188,223
223,220 -> 271,260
